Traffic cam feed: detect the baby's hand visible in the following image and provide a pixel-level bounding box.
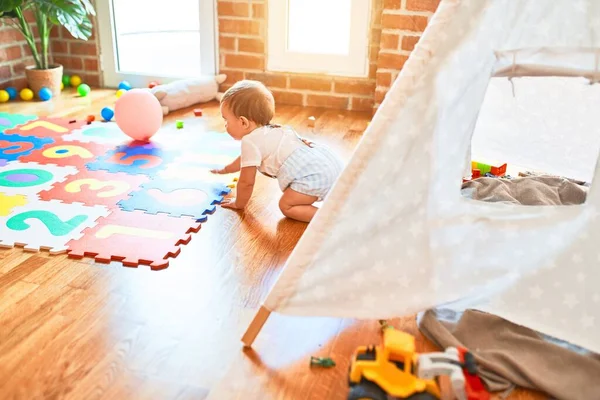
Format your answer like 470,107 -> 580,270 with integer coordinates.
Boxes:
221,197 -> 243,210
210,167 -> 227,174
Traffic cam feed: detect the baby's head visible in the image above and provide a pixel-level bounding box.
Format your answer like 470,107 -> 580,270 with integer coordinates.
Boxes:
220,80 -> 275,140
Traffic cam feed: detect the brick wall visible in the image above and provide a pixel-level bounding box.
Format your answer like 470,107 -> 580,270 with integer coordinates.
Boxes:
217,0 -> 439,112
0,10 -> 101,90
0,14 -> 37,90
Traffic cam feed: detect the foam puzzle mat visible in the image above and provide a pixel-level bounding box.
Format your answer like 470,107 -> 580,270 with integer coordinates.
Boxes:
0,112 -> 239,270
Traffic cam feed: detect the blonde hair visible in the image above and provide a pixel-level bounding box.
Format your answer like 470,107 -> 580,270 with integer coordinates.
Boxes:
221,80 -> 275,125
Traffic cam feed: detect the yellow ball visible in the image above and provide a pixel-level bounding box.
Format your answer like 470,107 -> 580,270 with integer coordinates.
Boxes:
0,90 -> 9,103
60,82 -> 64,90
116,89 -> 126,98
70,75 -> 82,87
20,88 -> 34,101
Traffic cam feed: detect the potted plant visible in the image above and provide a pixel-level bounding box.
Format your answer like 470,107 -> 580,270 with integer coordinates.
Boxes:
0,0 -> 95,97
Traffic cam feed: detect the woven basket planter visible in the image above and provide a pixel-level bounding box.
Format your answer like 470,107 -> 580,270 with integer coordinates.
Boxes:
25,64 -> 63,98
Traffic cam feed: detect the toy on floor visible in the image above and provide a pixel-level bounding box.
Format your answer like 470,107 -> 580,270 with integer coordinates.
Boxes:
193,108 -> 203,117
148,81 -> 159,89
114,89 -> 163,141
70,75 -> 82,87
347,328 -> 489,400
116,89 -> 126,98
39,87 -> 52,101
118,81 -> 132,91
310,356 -> 336,368
78,84 -> 91,97
150,74 -> 227,115
62,75 -> 71,87
101,107 -> 114,121
6,87 -> 17,100
20,88 -> 34,101
176,120 -> 184,129
0,90 -> 8,103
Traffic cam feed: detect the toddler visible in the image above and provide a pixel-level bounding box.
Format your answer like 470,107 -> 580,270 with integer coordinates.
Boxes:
211,80 -> 343,222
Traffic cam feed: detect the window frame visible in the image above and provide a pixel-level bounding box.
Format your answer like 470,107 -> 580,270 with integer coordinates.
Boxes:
266,0 -> 371,77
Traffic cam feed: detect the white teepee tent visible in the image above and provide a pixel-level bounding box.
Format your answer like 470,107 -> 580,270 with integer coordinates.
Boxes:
243,0 -> 600,354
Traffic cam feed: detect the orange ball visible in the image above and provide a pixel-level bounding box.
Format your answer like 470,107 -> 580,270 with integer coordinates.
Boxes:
148,81 -> 159,89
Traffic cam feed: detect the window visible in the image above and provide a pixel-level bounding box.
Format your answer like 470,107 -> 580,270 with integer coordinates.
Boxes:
97,0 -> 216,87
267,0 -> 371,77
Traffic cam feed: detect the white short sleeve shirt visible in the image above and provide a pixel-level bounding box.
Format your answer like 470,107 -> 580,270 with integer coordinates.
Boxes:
240,125 -> 305,177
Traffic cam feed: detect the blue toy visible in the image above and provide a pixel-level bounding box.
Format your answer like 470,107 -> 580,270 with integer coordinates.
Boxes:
101,107 -> 114,121
118,178 -> 230,219
118,81 -> 131,91
85,142 -> 178,176
38,87 -> 52,101
5,87 -> 17,100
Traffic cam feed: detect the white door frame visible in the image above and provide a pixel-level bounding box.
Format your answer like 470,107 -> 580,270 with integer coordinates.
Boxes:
96,0 -> 218,88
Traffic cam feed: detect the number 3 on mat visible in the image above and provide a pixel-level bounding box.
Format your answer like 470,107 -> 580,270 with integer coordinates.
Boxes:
7,210 -> 87,236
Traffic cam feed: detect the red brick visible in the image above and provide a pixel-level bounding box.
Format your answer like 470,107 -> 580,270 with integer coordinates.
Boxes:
11,62 -> 27,76
401,35 -> 420,51
290,76 -> 332,92
219,18 -> 261,35
218,1 -> 250,17
381,14 -> 428,31
245,72 -> 287,88
375,89 -> 386,104
380,33 -> 399,50
383,0 -> 402,9
272,90 -> 304,106
53,56 -> 83,71
82,74 -> 100,87
69,42 -> 97,56
352,97 -> 375,112
378,52 -> 408,69
225,54 -> 264,70
369,63 -> 377,79
376,71 -> 392,87
334,80 -> 375,96
252,3 -> 265,18
238,37 -> 264,53
406,0 -> 440,12
220,69 -> 246,84
220,35 -> 236,51
50,27 -> 61,38
84,58 -> 98,72
2,76 -> 28,90
369,45 -> 380,62
0,28 -> 21,44
306,94 -> 349,109
51,41 -> 68,54
0,65 -> 10,80
0,45 -> 22,62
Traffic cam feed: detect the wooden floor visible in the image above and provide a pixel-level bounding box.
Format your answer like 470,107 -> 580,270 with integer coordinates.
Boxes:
0,89 -> 545,399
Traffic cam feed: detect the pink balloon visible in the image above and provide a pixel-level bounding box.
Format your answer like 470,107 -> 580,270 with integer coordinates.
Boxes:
114,88 -> 163,141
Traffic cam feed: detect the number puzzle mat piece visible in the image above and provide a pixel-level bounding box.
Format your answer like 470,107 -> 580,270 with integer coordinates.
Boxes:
66,210 -> 201,270
0,162 -> 78,196
0,193 -> 27,216
0,113 -> 37,133
117,177 -> 230,219
19,138 -> 111,169
0,132 -> 54,161
3,116 -> 86,138
0,199 -> 109,253
62,121 -> 129,144
85,142 -> 179,176
39,169 -> 149,208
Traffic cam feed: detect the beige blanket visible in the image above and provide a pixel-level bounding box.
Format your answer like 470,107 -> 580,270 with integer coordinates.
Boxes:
419,176 -> 599,400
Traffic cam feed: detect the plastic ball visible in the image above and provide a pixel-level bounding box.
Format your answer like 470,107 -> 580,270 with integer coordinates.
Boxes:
116,89 -> 126,98
60,82 -> 64,90
70,75 -> 82,87
20,88 -> 34,101
114,88 -> 163,142
0,90 -> 9,103
5,87 -> 17,99
62,75 -> 71,87
101,107 -> 114,121
39,87 -> 53,101
77,83 -> 91,97
118,81 -> 131,91
148,81 -> 159,89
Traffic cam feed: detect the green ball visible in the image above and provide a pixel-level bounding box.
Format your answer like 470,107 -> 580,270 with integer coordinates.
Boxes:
77,83 -> 91,97
62,75 -> 71,87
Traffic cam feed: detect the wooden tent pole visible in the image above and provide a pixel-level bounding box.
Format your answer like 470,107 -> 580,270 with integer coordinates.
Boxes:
241,306 -> 271,347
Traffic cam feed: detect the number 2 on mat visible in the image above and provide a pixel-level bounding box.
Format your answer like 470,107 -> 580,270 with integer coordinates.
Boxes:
7,210 -> 88,236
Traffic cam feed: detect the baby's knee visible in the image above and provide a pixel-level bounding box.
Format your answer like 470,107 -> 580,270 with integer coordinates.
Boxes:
279,196 -> 291,214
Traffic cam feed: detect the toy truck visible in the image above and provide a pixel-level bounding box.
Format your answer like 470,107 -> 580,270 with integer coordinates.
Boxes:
347,328 -> 489,400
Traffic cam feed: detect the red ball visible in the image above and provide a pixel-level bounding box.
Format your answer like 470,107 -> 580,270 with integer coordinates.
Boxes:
148,81 -> 159,89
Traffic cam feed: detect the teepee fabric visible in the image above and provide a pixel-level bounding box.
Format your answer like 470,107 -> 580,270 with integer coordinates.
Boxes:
259,0 -> 600,354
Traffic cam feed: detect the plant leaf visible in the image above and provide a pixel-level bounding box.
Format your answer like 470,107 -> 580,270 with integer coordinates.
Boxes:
35,0 -> 92,40
0,0 -> 24,14
78,0 -> 94,16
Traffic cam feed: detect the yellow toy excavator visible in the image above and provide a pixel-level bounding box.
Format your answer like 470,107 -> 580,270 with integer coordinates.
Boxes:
348,328 -> 440,400
347,328 -> 490,400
